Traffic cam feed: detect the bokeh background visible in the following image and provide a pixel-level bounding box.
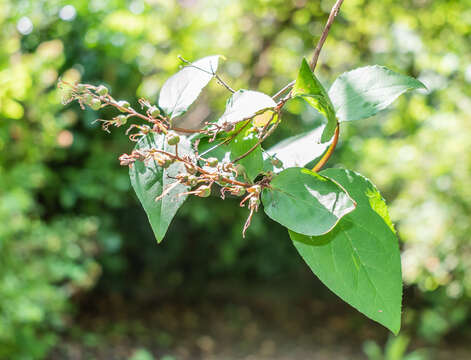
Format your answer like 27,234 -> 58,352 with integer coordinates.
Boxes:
1,0 -> 471,359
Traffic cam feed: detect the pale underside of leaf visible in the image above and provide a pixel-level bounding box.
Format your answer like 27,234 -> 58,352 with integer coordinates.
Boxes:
216,89 -> 277,126
158,55 -> 220,119
329,65 -> 426,122
290,168 -> 402,334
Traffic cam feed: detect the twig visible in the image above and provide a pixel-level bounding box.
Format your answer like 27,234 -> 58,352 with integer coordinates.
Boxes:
215,74 -> 235,93
272,0 -> 345,99
149,148 -> 250,188
272,80 -> 295,100
309,0 -> 344,71
232,111 -> 280,163
178,55 -> 235,93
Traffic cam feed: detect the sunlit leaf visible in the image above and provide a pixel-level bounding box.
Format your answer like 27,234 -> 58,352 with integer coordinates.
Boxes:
329,65 -> 426,122
262,167 -> 355,236
217,89 -> 277,126
292,58 -> 337,142
159,55 -> 220,119
290,168 -> 402,334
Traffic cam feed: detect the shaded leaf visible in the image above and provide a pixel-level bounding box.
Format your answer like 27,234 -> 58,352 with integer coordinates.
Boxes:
217,89 -> 276,126
159,55 -> 220,118
262,167 -> 355,236
129,133 -> 194,242
292,58 -> 337,142
290,168 -> 402,334
329,65 -> 426,122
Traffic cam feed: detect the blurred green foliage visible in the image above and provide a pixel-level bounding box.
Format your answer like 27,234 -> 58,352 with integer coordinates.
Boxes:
1,0 -> 471,358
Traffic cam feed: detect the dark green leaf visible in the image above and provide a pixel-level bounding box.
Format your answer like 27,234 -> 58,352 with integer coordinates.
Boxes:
129,133 -> 194,243
290,168 -> 402,334
329,65 -> 426,122
159,55 -> 220,119
198,123 -> 263,182
262,167 -> 355,236
292,58 -> 337,142
217,89 -> 277,127
265,124 -> 331,173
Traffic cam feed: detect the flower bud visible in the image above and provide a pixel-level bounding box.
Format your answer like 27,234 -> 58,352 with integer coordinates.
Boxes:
150,106 -> 160,118
230,186 -> 246,196
161,157 -> 174,169
271,158 -> 283,168
188,175 -> 198,187
206,157 -> 218,167
90,98 -> 101,110
118,100 -> 130,109
97,85 -> 108,96
115,115 -> 127,126
166,131 -> 180,146
83,93 -> 93,105
196,185 -> 211,198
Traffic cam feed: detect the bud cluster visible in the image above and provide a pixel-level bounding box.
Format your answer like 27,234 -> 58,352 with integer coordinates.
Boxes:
59,79 -> 272,237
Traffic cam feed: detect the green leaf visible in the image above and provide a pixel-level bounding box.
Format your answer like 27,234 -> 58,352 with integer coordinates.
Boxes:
217,89 -> 277,127
328,65 -> 426,122
265,124 -> 331,173
129,133 -> 194,243
158,55 -> 220,119
262,167 -> 355,236
198,123 -> 263,182
290,168 -> 402,334
292,58 -> 337,142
